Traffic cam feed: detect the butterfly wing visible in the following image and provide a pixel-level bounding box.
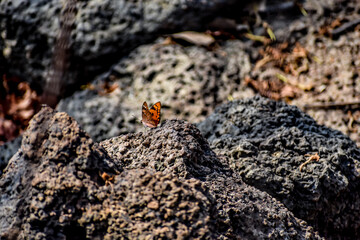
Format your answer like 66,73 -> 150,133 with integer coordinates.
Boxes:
142,101 -> 149,112
142,101 -> 151,126
149,102 -> 161,125
142,101 -> 161,128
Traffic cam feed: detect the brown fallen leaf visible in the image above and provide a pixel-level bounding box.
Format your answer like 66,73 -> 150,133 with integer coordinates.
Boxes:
245,73 -> 301,101
245,76 -> 282,100
0,74 -> 40,144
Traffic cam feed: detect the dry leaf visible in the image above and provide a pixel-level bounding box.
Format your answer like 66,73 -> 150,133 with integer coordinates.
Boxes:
170,31 -> 215,47
0,74 -> 40,144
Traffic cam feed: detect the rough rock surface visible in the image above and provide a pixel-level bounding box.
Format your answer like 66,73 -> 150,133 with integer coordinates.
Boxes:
259,0 -> 360,146
198,96 -> 360,239
57,40 -> 252,141
0,136 -> 21,174
0,106 -> 119,239
0,0 -> 238,91
245,0 -> 360,146
291,23 -> 360,146
0,106 -> 322,239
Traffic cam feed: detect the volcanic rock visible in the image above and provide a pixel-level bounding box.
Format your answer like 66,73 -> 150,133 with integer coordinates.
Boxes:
0,0 -> 238,92
198,96 -> 360,239
0,105 -> 322,239
57,40 -> 252,141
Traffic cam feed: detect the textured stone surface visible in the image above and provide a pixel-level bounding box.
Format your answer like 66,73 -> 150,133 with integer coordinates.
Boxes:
0,106 -> 322,239
0,0 -> 238,92
78,169 -> 214,239
101,119 -> 321,239
0,136 -> 21,174
291,24 -> 360,146
0,106 -> 119,239
57,39 -> 252,141
248,0 -> 360,146
198,96 -> 360,239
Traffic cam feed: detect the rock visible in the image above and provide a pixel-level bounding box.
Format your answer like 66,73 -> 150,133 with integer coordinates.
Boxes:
57,39 -> 252,141
0,136 -> 21,174
0,0 -> 239,92
0,105 -> 119,239
100,119 -> 321,239
198,96 -> 360,239
0,106 -> 321,239
79,168 -> 214,239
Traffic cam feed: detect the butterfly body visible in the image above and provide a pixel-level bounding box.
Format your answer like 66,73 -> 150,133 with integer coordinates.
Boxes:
142,101 -> 161,128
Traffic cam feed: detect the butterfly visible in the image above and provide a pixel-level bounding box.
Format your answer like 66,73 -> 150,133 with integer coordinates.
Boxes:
142,101 -> 161,128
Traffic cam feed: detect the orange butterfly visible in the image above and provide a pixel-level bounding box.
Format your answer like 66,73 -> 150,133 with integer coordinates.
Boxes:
142,101 -> 161,128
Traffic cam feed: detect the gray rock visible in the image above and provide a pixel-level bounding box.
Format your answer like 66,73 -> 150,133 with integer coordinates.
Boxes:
0,106 -> 322,239
198,96 -> 360,239
101,119 -> 322,239
0,136 -> 21,174
57,39 -> 252,142
0,0 -> 238,92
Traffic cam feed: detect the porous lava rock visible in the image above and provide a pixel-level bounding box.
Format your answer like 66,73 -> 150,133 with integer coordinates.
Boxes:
101,119 -> 322,239
78,169 -> 214,239
0,106 -> 119,239
198,96 -> 360,239
57,39 -> 252,141
0,0 -> 238,92
0,106 -> 322,239
0,136 -> 21,174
